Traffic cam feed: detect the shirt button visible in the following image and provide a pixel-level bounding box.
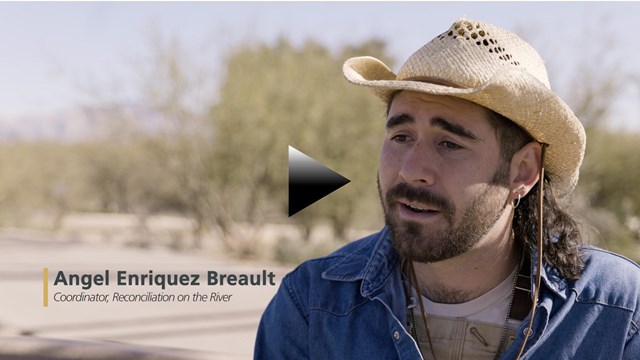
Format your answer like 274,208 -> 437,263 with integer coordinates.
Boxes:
523,328 -> 534,337
393,331 -> 400,340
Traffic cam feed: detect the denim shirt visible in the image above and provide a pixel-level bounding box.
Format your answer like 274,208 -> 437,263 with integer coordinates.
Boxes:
255,227 -> 640,359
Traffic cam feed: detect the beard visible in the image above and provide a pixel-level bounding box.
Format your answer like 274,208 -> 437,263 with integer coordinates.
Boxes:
379,164 -> 510,263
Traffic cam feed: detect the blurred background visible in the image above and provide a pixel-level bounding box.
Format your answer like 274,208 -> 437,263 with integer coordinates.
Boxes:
0,2 -> 639,359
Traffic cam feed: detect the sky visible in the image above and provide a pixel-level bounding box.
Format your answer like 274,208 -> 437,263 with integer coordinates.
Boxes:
1,1 -> 639,130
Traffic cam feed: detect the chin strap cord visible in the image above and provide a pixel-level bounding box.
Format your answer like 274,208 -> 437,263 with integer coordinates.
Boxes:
515,143 -> 548,360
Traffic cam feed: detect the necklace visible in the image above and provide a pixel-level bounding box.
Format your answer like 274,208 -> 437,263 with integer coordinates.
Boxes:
404,254 -> 523,360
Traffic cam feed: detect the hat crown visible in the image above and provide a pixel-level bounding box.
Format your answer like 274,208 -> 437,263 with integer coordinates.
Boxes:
342,17 -> 586,197
398,19 -> 551,89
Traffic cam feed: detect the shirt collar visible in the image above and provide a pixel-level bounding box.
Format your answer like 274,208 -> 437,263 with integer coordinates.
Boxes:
530,247 -> 569,300
322,226 -> 400,297
322,226 -> 569,300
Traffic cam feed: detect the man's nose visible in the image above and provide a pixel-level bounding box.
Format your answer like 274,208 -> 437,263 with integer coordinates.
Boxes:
398,143 -> 437,186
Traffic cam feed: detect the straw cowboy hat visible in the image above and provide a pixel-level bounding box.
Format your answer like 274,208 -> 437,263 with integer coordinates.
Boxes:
343,18 -> 586,197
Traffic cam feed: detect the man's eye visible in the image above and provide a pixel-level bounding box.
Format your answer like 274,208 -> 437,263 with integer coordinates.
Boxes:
391,134 -> 410,142
440,141 -> 463,149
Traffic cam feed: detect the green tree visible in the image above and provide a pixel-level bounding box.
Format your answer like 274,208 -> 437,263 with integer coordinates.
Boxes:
211,38 -> 392,242
541,24 -> 640,259
133,35 -> 225,249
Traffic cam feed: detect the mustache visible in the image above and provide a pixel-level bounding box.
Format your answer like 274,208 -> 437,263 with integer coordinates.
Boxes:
384,182 -> 454,215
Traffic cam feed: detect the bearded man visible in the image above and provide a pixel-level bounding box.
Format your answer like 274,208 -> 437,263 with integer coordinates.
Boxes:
254,18 -> 640,360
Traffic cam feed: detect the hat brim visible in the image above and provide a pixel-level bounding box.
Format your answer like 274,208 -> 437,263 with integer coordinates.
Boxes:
344,56 -> 586,198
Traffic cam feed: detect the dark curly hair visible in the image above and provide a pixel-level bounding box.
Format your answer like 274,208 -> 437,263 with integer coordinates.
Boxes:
486,110 -> 585,280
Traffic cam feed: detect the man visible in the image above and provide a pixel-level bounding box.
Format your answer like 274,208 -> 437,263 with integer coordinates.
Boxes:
255,18 -> 640,359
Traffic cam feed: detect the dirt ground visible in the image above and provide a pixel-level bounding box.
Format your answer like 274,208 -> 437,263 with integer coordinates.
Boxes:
0,223 -> 290,360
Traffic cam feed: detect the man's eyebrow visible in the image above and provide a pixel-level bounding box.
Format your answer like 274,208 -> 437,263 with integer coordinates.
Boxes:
430,117 -> 479,141
386,114 -> 414,129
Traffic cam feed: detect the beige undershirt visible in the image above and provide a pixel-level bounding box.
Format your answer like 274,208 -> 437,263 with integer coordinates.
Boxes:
408,269 -> 521,360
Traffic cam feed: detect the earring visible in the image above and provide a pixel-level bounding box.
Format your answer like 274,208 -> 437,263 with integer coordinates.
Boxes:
513,193 -> 521,208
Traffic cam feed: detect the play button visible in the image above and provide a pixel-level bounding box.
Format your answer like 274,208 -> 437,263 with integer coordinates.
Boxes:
288,146 -> 350,216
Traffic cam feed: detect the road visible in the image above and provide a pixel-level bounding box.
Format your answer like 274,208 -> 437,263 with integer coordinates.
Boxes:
0,230 -> 289,359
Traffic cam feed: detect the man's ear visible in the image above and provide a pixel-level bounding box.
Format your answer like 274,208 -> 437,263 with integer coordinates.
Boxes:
509,142 -> 542,201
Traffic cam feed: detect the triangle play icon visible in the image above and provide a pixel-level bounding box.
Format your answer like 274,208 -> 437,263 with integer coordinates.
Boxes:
288,146 -> 350,216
